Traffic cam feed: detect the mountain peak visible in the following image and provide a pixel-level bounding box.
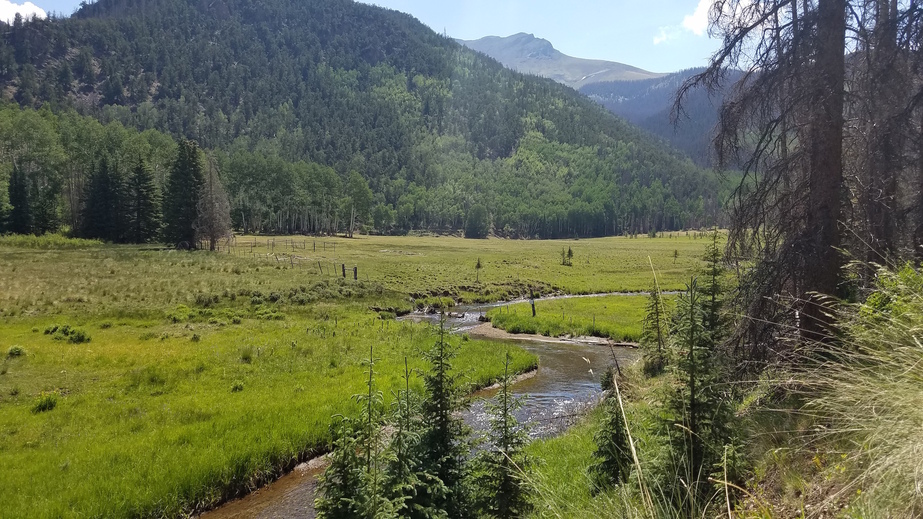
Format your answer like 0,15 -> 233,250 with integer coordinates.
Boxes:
457,34 -> 663,88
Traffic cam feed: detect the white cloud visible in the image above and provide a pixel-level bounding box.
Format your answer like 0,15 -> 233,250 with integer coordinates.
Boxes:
681,0 -> 711,36
653,26 -> 681,45
0,0 -> 47,24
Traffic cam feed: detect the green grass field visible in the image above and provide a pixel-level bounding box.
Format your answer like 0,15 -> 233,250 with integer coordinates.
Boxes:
0,232 -> 711,517
219,233 -> 713,301
486,294 -> 675,343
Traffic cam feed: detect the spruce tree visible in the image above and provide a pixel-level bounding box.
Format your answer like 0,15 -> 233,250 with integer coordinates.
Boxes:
162,140 -> 204,248
472,352 -> 533,518
81,156 -> 121,241
640,287 -> 668,376
660,276 -> 734,512
31,185 -> 60,236
125,157 -> 161,243
417,323 -> 472,518
7,162 -> 31,234
316,345 -> 394,519
384,359 -> 447,519
589,396 -> 631,492
315,417 -> 364,519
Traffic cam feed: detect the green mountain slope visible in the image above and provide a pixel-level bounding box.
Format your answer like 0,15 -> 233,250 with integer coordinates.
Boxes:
0,0 -> 725,237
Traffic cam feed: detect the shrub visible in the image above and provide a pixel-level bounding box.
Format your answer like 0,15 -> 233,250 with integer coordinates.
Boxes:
231,381 -> 244,393
66,328 -> 91,344
32,392 -> 58,413
7,345 -> 24,358
167,305 -> 195,323
47,324 -> 92,344
240,346 -> 253,364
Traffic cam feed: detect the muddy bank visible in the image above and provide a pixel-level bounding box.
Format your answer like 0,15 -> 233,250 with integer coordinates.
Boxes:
198,456 -> 329,519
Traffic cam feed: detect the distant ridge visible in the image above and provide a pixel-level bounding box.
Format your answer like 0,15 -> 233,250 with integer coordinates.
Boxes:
457,33 -> 665,89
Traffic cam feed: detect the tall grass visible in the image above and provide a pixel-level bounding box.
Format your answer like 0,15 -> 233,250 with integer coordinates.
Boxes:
801,265 -> 923,517
0,233 -> 103,249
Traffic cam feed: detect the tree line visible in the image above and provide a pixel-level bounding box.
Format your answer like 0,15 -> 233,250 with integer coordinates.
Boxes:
0,104 -> 728,241
0,104 -> 235,247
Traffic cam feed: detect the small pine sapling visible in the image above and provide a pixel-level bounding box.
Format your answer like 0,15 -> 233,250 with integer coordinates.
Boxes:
472,351 -> 534,518
640,287 -> 669,376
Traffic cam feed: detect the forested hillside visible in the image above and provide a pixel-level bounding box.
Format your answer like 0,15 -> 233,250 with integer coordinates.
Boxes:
0,0 -> 725,239
580,69 -> 742,166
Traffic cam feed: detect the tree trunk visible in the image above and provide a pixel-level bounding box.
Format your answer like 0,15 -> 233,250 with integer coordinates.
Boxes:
802,0 -> 846,342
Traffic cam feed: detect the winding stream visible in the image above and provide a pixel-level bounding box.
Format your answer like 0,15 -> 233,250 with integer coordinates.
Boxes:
201,296 -> 639,518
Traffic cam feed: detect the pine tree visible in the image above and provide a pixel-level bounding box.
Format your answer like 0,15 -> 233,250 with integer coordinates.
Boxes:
417,323 -> 472,518
125,157 -> 161,243
31,179 -> 60,236
660,276 -> 734,512
194,155 -> 230,251
589,397 -> 631,492
384,359 -> 447,519
700,231 -> 728,350
315,417 -> 364,519
316,345 -> 394,519
640,287 -> 668,376
471,352 -> 533,518
81,156 -> 121,241
162,140 -> 204,248
7,162 -> 31,234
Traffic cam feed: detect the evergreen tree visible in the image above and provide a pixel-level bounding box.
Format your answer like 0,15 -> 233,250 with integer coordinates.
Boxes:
81,156 -> 121,241
316,345 -> 394,519
315,417 -> 365,519
659,277 -> 735,512
194,155 -> 231,251
162,140 -> 204,248
700,231 -> 728,350
8,162 -> 31,234
125,157 -> 161,243
384,359 -> 447,519
640,287 -> 669,376
417,323 -> 472,518
589,396 -> 631,492
30,180 -> 59,235
464,205 -> 489,239
471,352 -> 533,518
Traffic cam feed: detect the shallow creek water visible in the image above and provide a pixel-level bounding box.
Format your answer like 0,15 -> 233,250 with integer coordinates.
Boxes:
202,296 -> 639,518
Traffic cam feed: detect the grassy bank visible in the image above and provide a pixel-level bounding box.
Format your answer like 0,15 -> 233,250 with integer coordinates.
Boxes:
486,294 -> 669,342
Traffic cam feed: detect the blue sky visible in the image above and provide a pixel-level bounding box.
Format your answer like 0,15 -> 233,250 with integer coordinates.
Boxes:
3,0 -> 720,72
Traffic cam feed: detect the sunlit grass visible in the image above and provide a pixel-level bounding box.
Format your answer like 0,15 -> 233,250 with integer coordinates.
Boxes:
222,233 -> 712,300
486,295 -> 666,342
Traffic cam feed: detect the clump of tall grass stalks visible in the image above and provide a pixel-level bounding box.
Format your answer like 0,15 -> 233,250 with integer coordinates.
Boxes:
801,264 -> 923,517
0,233 -> 102,249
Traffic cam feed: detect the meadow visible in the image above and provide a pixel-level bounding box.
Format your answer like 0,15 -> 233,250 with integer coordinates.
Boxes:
0,232 -> 711,517
486,294 -> 675,343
